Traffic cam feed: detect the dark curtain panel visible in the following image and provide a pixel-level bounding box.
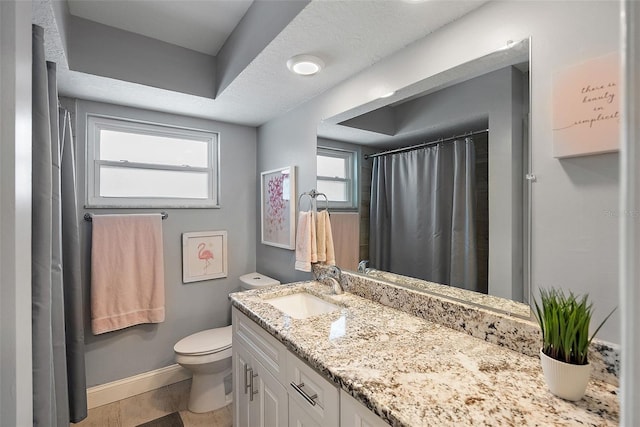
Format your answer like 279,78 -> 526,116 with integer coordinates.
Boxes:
369,138 -> 478,291
60,107 -> 88,423
32,24 -> 87,426
32,23 -> 56,427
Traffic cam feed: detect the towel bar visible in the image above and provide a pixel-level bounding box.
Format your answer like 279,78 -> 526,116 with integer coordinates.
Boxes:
299,189 -> 329,212
84,212 -> 169,221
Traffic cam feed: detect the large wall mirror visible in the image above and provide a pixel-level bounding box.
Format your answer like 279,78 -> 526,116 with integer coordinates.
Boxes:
317,39 -> 531,318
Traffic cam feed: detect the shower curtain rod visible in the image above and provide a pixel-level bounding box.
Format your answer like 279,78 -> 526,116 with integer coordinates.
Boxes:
364,128 -> 489,160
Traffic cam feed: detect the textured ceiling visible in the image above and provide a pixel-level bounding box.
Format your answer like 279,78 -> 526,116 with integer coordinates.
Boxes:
38,0 -> 487,127
214,0 -> 486,125
317,39 -> 530,147
67,0 -> 253,55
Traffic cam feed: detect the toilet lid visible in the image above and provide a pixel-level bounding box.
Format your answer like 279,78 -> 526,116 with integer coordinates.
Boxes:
174,326 -> 232,356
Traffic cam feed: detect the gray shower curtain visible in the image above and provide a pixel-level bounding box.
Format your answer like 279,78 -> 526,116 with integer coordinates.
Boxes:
369,138 -> 478,291
32,24 -> 87,426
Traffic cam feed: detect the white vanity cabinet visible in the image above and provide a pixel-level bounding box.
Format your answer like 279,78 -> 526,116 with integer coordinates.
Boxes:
233,340 -> 288,427
340,390 -> 389,427
233,308 -> 289,427
289,397 -> 325,427
233,341 -> 252,427
286,351 -> 339,426
232,307 -> 386,427
251,351 -> 289,426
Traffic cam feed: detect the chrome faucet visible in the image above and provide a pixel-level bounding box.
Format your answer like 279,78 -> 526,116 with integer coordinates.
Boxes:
357,260 -> 370,274
318,265 -> 344,294
321,277 -> 344,295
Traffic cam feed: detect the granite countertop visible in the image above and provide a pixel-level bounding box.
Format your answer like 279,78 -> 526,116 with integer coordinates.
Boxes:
362,269 -> 530,318
229,281 -> 619,427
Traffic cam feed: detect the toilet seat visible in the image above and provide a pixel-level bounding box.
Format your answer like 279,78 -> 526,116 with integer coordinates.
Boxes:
174,326 -> 232,356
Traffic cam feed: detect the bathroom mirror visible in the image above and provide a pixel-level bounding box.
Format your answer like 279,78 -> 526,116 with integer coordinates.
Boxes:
317,39 -> 531,318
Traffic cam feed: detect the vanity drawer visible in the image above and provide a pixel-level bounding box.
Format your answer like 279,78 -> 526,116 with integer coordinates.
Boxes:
286,351 -> 339,426
232,308 -> 288,384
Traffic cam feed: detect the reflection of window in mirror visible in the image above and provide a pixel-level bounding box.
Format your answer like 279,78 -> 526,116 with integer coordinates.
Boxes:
316,147 -> 357,210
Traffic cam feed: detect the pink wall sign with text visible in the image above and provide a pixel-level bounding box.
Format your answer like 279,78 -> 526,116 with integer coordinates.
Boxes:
552,53 -> 619,158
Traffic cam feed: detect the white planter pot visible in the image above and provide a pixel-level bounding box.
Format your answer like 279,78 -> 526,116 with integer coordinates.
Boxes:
539,349 -> 591,401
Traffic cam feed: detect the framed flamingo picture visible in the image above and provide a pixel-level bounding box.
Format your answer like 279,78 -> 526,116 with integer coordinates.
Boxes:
261,166 -> 296,249
182,230 -> 228,283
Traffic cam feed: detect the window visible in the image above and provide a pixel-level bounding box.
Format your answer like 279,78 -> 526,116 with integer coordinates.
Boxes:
316,147 -> 357,210
86,115 -> 219,208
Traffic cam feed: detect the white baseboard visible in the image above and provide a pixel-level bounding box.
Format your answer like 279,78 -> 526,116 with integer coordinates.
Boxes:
87,364 -> 192,409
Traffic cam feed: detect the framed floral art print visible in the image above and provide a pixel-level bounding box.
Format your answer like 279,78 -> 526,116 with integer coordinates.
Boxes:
260,166 -> 296,249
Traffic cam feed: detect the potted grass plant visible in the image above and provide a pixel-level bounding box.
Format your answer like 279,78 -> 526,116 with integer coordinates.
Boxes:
533,288 -> 614,401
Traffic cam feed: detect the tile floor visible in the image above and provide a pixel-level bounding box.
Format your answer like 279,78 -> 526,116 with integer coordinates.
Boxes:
72,379 -> 233,427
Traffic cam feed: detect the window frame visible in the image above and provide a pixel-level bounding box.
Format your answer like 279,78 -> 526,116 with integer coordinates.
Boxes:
316,146 -> 358,210
86,114 -> 220,208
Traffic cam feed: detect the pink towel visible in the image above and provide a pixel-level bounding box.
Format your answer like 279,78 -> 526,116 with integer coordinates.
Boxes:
295,211 -> 317,272
316,210 -> 327,262
91,214 -> 165,334
316,210 -> 336,266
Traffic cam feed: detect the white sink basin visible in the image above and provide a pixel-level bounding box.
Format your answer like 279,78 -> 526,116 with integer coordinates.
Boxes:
264,292 -> 340,319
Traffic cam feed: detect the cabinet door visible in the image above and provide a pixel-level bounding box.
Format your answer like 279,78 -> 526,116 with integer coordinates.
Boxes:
233,308 -> 288,384
288,398 -> 323,427
251,359 -> 288,427
286,352 -> 339,426
233,342 -> 253,427
340,390 -> 389,427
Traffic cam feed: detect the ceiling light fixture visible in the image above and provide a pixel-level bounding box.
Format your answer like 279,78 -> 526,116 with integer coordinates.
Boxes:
380,91 -> 396,99
287,54 -> 324,76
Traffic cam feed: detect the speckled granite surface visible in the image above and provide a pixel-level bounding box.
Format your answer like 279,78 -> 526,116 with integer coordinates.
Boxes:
229,282 -> 619,427
362,269 -> 531,318
312,265 -> 620,386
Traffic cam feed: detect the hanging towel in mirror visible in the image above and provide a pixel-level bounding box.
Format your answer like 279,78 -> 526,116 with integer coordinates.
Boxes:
316,210 -> 335,265
295,210 -> 317,272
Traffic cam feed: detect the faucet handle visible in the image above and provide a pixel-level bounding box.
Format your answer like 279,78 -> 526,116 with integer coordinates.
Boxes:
328,265 -> 342,278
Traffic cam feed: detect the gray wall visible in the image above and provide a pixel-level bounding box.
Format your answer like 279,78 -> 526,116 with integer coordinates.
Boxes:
620,2 -> 640,418
256,105 -> 318,284
73,100 -> 257,386
0,1 -> 33,423
257,1 -> 621,344
69,16 -> 216,98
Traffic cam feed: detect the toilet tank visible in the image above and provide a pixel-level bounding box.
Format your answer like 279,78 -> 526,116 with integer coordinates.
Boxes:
239,272 -> 280,291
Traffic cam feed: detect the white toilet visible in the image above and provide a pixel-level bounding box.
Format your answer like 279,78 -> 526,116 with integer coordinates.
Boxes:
174,326 -> 233,413
174,272 -> 280,413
